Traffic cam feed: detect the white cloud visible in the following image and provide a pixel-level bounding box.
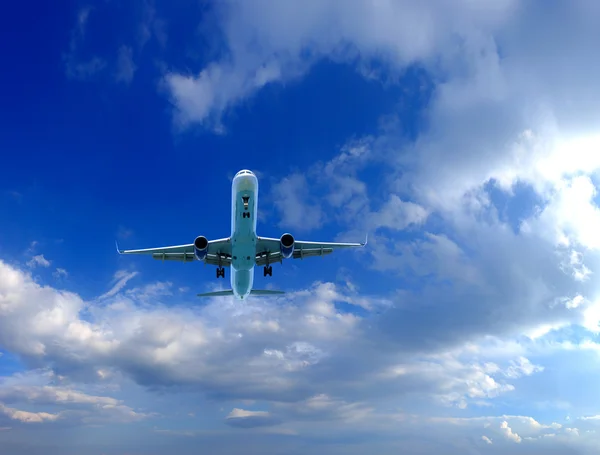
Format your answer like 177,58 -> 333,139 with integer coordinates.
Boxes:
227,408 -> 269,419
565,427 -> 580,437
500,420 -> 522,443
0,369 -> 151,427
381,350 -> 544,410
504,357 -> 544,379
0,261 -> 369,398
12,1 -> 600,453
164,0 -> 518,129
53,268 -> 68,279
271,173 -> 324,232
27,254 -> 51,269
369,195 -> 429,231
165,61 -> 284,131
268,139 -> 427,237
98,270 -> 139,299
3,254 -> 600,451
0,403 -> 59,423
225,408 -> 281,428
0,260 -> 546,417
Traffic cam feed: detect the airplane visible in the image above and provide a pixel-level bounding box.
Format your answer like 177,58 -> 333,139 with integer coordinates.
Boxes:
116,169 -> 367,300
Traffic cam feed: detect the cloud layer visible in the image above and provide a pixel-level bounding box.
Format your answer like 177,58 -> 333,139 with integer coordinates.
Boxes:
6,0 -> 600,453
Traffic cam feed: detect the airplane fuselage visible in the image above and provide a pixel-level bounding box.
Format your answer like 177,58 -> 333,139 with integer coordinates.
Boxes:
117,169 -> 366,299
230,170 -> 259,299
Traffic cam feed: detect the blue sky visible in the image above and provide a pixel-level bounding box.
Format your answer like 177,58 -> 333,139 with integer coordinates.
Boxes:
2,1 -> 600,454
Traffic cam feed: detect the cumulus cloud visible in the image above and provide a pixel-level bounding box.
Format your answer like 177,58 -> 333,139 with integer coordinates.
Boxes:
164,0 -> 518,129
268,138 -> 427,235
501,420 -> 522,443
0,261 -> 376,398
148,3 -> 600,451
370,195 -> 429,231
13,0 -> 600,453
0,259 -> 550,413
0,254 -> 599,451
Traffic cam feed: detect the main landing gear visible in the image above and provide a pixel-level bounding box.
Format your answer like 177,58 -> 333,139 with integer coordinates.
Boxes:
216,267 -> 225,278
263,265 -> 272,277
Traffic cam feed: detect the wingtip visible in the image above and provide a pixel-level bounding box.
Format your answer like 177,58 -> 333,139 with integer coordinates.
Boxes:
362,233 -> 368,246
115,240 -> 122,254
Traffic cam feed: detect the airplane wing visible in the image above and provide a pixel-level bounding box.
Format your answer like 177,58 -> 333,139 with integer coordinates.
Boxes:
255,235 -> 367,266
116,238 -> 232,266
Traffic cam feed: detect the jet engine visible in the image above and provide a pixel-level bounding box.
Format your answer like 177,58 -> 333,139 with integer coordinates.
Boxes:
194,236 -> 209,260
280,233 -> 295,259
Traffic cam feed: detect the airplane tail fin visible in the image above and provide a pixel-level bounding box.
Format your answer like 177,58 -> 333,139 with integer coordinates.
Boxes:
196,289 -> 285,297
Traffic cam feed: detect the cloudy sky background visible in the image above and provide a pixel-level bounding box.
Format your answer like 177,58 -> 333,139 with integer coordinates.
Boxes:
2,0 -> 600,453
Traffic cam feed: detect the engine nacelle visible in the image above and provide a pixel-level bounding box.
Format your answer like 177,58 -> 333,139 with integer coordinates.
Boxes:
280,233 -> 295,259
194,236 -> 209,261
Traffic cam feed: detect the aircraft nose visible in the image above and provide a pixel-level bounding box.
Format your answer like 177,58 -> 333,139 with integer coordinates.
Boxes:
235,174 -> 257,191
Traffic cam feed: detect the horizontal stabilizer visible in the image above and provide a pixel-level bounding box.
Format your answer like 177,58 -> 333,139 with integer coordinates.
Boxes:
196,289 -> 285,297
250,289 -> 285,295
197,290 -> 234,297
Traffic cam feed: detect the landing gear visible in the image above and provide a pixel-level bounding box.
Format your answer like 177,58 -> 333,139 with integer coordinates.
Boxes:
263,265 -> 272,277
242,211 -> 250,218
216,267 -> 225,278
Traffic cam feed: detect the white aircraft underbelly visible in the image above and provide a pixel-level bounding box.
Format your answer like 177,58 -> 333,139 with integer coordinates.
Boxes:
230,172 -> 258,299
